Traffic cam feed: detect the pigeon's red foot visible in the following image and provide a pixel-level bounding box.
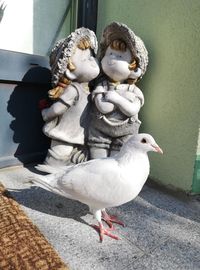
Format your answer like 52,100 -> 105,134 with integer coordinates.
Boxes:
102,210 -> 125,228
91,222 -> 120,242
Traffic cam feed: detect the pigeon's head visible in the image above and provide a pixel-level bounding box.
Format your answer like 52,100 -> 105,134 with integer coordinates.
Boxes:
126,133 -> 163,154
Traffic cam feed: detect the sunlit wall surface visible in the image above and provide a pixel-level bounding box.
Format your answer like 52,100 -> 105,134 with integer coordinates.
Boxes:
0,0 -> 73,56
96,0 -> 200,193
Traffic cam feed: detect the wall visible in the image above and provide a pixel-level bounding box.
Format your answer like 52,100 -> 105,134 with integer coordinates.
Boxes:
0,0 -> 76,168
0,51 -> 51,168
192,129 -> 200,193
0,0 -> 73,56
0,0 -> 34,54
97,0 -> 200,193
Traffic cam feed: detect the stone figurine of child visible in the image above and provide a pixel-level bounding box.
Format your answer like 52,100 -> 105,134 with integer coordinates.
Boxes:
88,22 -> 148,159
37,28 -> 100,172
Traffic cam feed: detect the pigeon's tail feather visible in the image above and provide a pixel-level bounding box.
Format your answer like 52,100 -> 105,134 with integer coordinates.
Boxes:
35,164 -> 67,174
30,174 -> 69,198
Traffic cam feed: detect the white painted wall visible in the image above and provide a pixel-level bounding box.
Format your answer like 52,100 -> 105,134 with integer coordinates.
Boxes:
0,0 -> 72,55
0,0 -> 33,54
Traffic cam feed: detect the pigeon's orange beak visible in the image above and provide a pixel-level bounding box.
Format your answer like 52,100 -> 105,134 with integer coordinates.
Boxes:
152,145 -> 163,154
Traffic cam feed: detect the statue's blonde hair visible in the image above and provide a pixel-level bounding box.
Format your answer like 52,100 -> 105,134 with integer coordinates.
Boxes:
110,39 -> 126,52
110,39 -> 138,85
110,39 -> 137,72
66,37 -> 91,72
49,38 -> 92,100
77,37 -> 91,50
48,77 -> 70,100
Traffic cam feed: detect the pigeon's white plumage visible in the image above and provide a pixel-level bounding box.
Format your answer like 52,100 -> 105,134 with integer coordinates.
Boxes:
32,133 -> 163,241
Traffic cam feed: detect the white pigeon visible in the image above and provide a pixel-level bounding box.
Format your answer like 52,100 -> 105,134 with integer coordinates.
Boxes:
32,133 -> 163,242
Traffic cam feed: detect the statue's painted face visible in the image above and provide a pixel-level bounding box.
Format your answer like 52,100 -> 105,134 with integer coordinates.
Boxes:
69,47 -> 100,83
101,46 -> 132,82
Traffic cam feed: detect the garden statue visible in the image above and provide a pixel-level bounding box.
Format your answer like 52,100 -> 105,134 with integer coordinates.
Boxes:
88,22 -> 148,159
37,28 -> 99,172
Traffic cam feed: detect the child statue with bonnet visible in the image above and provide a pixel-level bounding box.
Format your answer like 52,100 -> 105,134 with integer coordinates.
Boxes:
88,22 -> 148,159
37,28 -> 100,172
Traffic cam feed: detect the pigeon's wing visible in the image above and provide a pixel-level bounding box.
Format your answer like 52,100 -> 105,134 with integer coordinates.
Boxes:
57,158 -> 125,207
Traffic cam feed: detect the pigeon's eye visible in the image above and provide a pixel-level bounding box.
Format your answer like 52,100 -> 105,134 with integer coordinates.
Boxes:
141,138 -> 147,143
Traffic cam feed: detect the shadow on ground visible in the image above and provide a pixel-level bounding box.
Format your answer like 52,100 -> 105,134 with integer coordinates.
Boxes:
9,186 -> 89,226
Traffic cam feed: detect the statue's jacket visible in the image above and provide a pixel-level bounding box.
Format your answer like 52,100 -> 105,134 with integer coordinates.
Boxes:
43,82 -> 90,145
90,81 -> 144,138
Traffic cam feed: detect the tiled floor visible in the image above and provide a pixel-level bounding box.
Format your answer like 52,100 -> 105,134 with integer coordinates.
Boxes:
0,165 -> 199,270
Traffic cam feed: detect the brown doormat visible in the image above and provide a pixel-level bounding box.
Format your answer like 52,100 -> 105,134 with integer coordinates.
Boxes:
0,183 -> 69,270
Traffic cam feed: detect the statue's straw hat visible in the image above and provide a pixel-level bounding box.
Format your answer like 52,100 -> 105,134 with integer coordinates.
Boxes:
99,22 -> 148,77
50,27 -> 98,86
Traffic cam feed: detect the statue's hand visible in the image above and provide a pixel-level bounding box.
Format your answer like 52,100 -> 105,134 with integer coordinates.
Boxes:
41,108 -> 49,121
93,86 -> 106,95
104,91 -> 121,104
